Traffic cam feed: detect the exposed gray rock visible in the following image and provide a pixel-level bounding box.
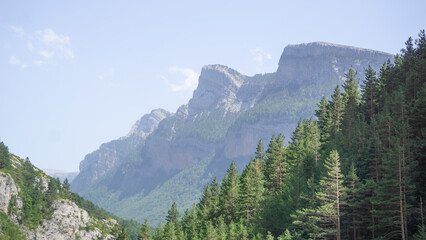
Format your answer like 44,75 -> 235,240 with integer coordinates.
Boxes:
188,65 -> 245,115
276,42 -> 392,91
34,175 -> 49,192
71,108 -> 171,192
25,199 -> 115,240
126,108 -> 172,138
0,172 -> 18,214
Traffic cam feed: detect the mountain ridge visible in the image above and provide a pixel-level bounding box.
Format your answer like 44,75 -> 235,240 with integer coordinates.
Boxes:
71,42 -> 393,224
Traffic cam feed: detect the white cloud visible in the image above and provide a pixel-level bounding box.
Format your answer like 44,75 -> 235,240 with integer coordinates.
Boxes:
8,26 -> 74,67
9,56 -> 28,69
35,28 -> 74,59
250,47 -> 272,66
97,68 -> 115,80
163,66 -> 199,92
39,49 -> 55,58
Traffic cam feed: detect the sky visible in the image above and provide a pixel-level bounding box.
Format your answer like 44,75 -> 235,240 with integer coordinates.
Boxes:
1,0 -> 425,172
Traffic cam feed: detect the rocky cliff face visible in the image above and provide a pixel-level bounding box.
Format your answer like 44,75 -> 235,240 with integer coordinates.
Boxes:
71,109 -> 171,192
276,42 -> 392,91
26,199 -> 116,240
72,42 -> 393,224
0,155 -> 118,239
223,42 -> 392,159
0,172 -> 20,214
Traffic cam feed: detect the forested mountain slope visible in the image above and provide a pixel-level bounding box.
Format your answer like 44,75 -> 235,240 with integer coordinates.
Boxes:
0,142 -> 126,240
72,41 -> 392,224
140,30 -> 426,240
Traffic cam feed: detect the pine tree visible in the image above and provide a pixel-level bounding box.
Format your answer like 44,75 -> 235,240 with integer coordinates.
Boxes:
228,220 -> 237,239
264,134 -> 286,194
153,222 -> 163,240
166,202 -> 180,224
204,220 -> 216,240
330,86 -> 344,131
255,139 -> 265,163
137,219 -> 152,240
315,96 -> 332,142
216,216 -> 227,240
240,158 -> 265,223
180,207 -> 199,240
219,161 -> 240,224
163,221 -> 177,240
63,178 -> 70,191
316,150 -> 344,240
361,66 -> 378,124
0,142 -> 11,169
342,163 -> 362,240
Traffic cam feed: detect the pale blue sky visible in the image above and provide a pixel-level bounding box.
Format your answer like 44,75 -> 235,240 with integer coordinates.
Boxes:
1,0 -> 425,172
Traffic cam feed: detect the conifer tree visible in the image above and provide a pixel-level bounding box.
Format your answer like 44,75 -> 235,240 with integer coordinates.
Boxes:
315,96 -> 331,142
137,219 -> 152,240
228,220 -> 237,239
166,202 -> 180,224
0,142 -> 11,169
216,216 -> 227,240
264,134 -> 286,194
240,158 -> 265,223
255,139 -> 265,167
316,150 -> 344,240
219,161 -> 240,224
361,66 -> 378,124
204,220 -> 216,240
153,222 -> 163,240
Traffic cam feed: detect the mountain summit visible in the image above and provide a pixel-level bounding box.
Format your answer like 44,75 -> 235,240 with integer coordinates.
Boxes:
71,42 -> 392,224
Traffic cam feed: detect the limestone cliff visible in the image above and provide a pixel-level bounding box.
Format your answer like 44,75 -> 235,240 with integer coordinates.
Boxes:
0,154 -> 119,240
71,108 -> 171,192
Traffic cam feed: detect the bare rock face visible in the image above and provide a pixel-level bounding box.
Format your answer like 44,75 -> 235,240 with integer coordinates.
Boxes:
276,42 -> 392,91
126,109 -> 172,138
223,42 -> 393,160
71,108 -> 171,192
26,199 -> 115,240
188,65 -> 245,115
0,172 -> 18,214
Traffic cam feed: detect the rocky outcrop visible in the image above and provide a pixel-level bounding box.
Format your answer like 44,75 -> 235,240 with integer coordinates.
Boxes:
27,199 -> 115,240
126,109 -> 172,138
0,154 -> 118,239
188,65 -> 245,115
0,172 -> 18,214
276,42 -> 392,91
71,109 -> 171,192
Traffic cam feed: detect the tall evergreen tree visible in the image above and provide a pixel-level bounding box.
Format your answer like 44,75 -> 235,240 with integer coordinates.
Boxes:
137,219 -> 152,240
219,161 -> 240,224
240,158 -> 265,222
264,134 -> 286,194
361,66 -> 378,124
316,150 -> 344,240
166,202 -> 180,224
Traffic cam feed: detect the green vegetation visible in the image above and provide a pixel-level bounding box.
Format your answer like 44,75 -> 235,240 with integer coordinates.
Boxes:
136,31 -> 425,239
0,148 -> 141,239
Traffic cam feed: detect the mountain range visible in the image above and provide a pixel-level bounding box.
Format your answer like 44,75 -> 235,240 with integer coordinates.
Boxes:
71,42 -> 393,225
